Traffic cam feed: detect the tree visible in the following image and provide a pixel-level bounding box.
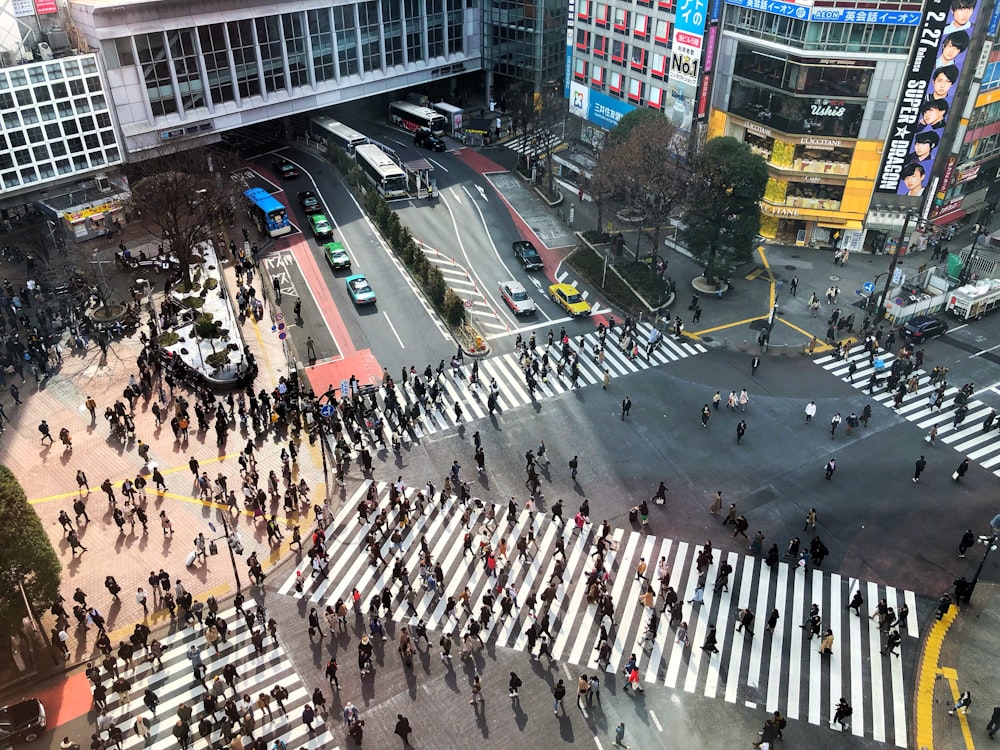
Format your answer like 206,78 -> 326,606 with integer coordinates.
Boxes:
680,136 -> 768,284
606,108 -> 663,147
0,465 -> 61,640
126,146 -> 244,287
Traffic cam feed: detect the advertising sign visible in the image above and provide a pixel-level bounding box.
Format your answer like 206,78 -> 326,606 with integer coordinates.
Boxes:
34,0 -> 58,13
569,83 -> 635,131
874,0 -> 980,199
724,0 -> 920,24
668,0 -> 709,132
564,0 -> 576,98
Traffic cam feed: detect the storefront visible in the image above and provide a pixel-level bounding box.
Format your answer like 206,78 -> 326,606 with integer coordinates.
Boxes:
61,198 -> 127,241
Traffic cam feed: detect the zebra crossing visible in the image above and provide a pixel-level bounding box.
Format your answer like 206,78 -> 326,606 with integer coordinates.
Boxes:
102,609 -> 339,750
278,481 -> 915,746
504,132 -> 562,159
361,321 -> 705,442
814,348 -> 1000,477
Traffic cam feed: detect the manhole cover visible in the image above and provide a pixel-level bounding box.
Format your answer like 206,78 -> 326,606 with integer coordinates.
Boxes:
701,336 -> 714,342
829,275 -> 841,281
738,685 -> 758,702
784,265 -> 796,270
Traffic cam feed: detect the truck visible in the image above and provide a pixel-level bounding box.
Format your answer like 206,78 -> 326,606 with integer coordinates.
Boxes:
945,278 -> 1000,320
432,101 -> 464,134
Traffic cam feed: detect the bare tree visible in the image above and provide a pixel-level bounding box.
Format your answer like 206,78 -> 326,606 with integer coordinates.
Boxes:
126,146 -> 244,287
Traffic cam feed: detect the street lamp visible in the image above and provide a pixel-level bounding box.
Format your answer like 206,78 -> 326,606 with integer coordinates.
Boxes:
874,211 -> 920,323
207,512 -> 243,593
965,531 -> 999,603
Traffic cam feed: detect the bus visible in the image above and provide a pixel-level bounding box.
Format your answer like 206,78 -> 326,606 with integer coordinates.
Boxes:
389,101 -> 447,136
310,116 -> 369,154
244,187 -> 292,238
354,144 -> 408,198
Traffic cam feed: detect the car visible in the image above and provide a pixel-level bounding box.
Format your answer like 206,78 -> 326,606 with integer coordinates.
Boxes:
308,214 -> 333,239
499,280 -> 536,316
271,159 -> 299,179
345,274 -> 377,305
0,698 -> 46,744
297,190 -> 322,214
414,130 -> 446,152
512,240 -> 543,271
323,241 -> 351,271
549,283 -> 591,317
900,315 -> 948,343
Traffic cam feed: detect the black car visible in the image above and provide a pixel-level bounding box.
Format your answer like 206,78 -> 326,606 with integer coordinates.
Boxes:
297,190 -> 321,214
512,240 -> 543,271
271,160 -> 299,179
414,131 -> 446,152
899,315 -> 948,343
0,699 -> 46,743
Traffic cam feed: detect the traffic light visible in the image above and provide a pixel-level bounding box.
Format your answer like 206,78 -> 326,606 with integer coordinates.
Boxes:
228,534 -> 244,555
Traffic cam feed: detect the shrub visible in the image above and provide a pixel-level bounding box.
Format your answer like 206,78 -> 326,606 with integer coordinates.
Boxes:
206,350 -> 230,369
158,331 -> 180,346
443,289 -> 467,326
204,278 -> 219,290
194,312 -> 219,339
425,265 -> 447,306
182,296 -> 205,309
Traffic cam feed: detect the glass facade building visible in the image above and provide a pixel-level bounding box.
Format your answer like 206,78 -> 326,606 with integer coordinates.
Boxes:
483,0 -> 568,91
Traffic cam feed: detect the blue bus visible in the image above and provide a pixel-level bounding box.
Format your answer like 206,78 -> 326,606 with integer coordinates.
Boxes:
244,187 -> 291,238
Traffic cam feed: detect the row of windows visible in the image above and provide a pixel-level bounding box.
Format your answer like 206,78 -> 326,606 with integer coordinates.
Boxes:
723,7 -> 913,54
0,57 -> 100,90
573,47 -> 671,80
0,76 -> 104,111
574,71 -> 671,109
0,129 -> 118,169
2,147 -> 121,190
575,9 -> 672,44
1,97 -> 109,129
105,2 -> 466,118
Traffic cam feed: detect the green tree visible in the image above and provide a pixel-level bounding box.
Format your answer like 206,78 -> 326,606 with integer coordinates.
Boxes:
680,136 -> 768,284
442,289 -> 467,326
606,108 -> 663,146
0,465 -> 61,639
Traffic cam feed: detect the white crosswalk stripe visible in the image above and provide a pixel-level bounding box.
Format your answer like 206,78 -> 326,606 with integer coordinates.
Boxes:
351,322 -> 706,443
505,132 -> 562,159
813,348 -> 1000,477
278,482 -> 914,746
100,608 -> 339,750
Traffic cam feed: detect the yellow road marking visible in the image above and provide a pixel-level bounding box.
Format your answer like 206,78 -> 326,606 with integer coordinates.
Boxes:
758,246 -> 776,311
915,605 -> 963,750
691,316 -> 768,337
744,268 -> 764,281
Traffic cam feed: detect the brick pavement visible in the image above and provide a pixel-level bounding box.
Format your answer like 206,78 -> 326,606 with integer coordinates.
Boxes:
4,241 -> 330,663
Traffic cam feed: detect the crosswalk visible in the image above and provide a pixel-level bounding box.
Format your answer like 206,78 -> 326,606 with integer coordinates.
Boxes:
278,481 -> 915,746
505,132 -> 562,159
553,268 -> 609,316
101,608 -> 339,750
357,321 -> 705,442
814,347 -> 1000,477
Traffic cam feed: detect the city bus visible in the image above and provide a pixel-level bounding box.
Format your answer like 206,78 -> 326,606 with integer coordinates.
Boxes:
244,187 -> 292,238
310,116 -> 369,153
354,144 -> 408,198
388,101 -> 447,136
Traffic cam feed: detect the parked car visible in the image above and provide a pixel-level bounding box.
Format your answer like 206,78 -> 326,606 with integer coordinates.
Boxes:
308,214 -> 333,240
549,283 -> 591,317
415,131 -> 447,151
512,241 -> 543,271
499,280 -> 536,316
899,315 -> 948,343
323,241 -> 351,271
0,698 -> 46,743
271,160 -> 299,179
297,190 -> 322,214
345,274 -> 377,305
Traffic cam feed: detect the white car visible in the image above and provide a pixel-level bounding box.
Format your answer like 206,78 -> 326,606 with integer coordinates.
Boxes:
499,280 -> 536,316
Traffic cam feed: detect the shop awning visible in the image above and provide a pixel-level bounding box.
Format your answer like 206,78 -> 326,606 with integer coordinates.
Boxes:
933,209 -> 966,225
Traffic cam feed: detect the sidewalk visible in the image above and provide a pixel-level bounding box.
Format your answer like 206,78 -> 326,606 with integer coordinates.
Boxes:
0,229 -> 329,684
917,581 -> 1000,750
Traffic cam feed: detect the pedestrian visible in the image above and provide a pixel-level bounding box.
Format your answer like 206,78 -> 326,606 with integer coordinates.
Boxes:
950,690 -> 972,716
830,413 -> 841,438
987,706 -> 1000,739
701,404 -> 711,427
39,420 -> 54,444
803,508 -> 817,531
470,674 -> 483,707
736,420 -> 747,444
709,491 -> 722,515
621,396 -> 632,420
508,671 -> 522,699
953,458 -> 970,481
819,628 -> 835,655
825,459 -> 836,480
701,625 -> 719,654
553,679 -> 566,714
832,698 -> 852,731
612,722 -> 627,748
959,529 -> 975,558
913,455 -> 927,482
393,714 -> 412,746
751,355 -> 760,375
569,455 -> 578,479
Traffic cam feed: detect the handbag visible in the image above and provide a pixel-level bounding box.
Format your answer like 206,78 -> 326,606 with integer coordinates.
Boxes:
952,471 -> 960,480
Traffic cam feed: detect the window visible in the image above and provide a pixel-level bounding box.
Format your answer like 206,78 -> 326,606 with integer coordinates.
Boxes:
574,58 -> 588,80
15,89 -> 32,107
612,39 -> 626,63
227,20 -> 262,99
46,123 -> 61,139
69,79 -> 85,96
657,0 -> 672,9
9,70 -> 26,87
197,24 -> 233,104
107,148 -> 120,163
591,63 -> 605,86
57,101 -> 73,118
165,28 -> 205,111
609,71 -> 623,93
0,73 -> 7,90
37,162 -> 54,180
282,13 -> 309,88
576,28 -> 590,50
51,81 -> 67,99
26,126 -> 43,143
75,98 -> 91,114
427,0 -> 445,58
15,149 -> 31,166
86,76 -> 102,93
627,77 -> 643,103
595,2 -> 609,25
62,120 -> 78,136
256,17 -> 287,94
648,85 -> 664,109
8,131 -> 25,148
330,6 -> 358,77
91,94 -> 107,110
79,115 -> 95,132
82,58 -> 97,74
50,140 -> 66,157
358,1 -> 382,72
29,67 -> 45,84
73,154 -> 88,170
46,63 -> 63,80
20,167 -> 38,183
381,0 -> 403,67
33,145 -> 49,161
114,39 -> 135,67
3,111 -> 19,128
447,0 -> 463,54
64,60 -> 80,76
34,85 -> 50,103
593,34 -> 607,57
0,92 -> 10,109
3,173 -> 19,189
96,112 -> 111,128
101,130 -> 117,145
654,19 -> 670,44
613,7 -> 629,31
91,152 -> 105,166
135,31 -> 177,116
56,159 -> 72,175
630,47 -> 647,72
633,14 -> 649,38
84,133 -> 100,150
578,0 -> 591,20
404,0 -> 423,64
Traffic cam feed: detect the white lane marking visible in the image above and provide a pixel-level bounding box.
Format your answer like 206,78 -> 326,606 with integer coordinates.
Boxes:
429,157 -> 449,173
384,311 -> 405,349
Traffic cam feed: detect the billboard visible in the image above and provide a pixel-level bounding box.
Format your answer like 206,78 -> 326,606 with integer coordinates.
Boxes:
724,0 -> 921,24
564,0 -> 576,98
873,0 -> 980,199
569,82 -> 635,130
667,0 -> 710,132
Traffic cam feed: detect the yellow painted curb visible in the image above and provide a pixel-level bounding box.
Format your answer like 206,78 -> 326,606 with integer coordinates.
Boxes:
915,605 -> 961,750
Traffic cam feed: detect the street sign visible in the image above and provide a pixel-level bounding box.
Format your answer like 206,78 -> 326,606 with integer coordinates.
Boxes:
464,299 -> 474,308
894,297 -> 904,306
320,404 -> 334,418
340,378 -> 350,396
276,312 -> 284,322
208,522 -> 217,533
278,332 -> 287,340
892,268 -> 905,286
863,281 -> 875,293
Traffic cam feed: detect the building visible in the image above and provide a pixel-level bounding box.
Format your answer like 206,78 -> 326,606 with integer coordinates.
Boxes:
0,0 -> 125,227
66,0 -> 481,158
482,0 -> 567,95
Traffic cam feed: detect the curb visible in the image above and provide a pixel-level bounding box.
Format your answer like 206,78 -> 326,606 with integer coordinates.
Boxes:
914,604 -> 959,749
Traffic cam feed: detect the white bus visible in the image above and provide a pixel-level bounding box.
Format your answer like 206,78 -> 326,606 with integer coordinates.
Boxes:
354,144 -> 408,198
311,116 -> 369,153
389,101 -> 447,136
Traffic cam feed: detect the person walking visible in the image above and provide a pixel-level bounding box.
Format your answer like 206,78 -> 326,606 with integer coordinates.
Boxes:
830,413 -> 841,438
986,706 -> 1000,739
953,458 -> 970,482
751,355 -> 760,375
553,679 -> 567,714
819,628 -> 835,655
804,401 -> 816,423
621,396 -> 632,420
470,674 -> 483,708
832,698 -> 852,731
913,455 -> 927,482
39,420 -> 54,444
701,625 -> 719,654
569,455 -> 578,480
736,420 -> 747,444
393,714 -> 413,747
825,459 -> 836,480
508,672 -> 522,699
612,722 -> 628,748
709,491 -> 723,515
803,508 -> 817,531
701,404 -> 711,428
949,690 -> 972,716
959,529 -> 975,558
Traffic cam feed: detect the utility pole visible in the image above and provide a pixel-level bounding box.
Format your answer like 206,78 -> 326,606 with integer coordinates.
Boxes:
875,212 -> 915,323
